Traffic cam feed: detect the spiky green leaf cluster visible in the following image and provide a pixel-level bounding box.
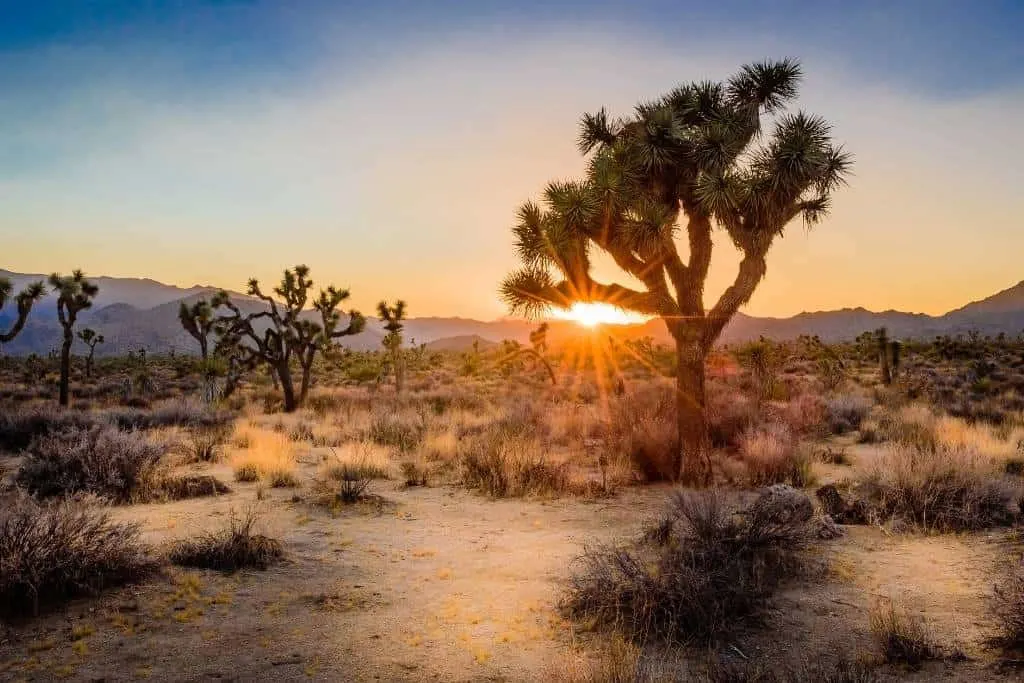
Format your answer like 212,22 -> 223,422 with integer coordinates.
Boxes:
500,58 -> 851,347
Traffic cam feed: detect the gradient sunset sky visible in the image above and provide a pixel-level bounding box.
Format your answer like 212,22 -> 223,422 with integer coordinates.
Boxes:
2,1 -> 1021,319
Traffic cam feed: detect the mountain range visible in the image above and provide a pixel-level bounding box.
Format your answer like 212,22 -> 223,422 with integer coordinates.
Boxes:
3,269 -> 1024,356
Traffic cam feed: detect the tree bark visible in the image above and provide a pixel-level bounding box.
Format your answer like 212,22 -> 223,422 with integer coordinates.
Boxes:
675,340 -> 710,484
278,361 -> 297,412
58,331 -> 72,407
85,348 -> 94,378
299,359 -> 314,404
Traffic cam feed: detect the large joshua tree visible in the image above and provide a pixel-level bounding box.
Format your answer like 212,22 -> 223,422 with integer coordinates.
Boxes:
0,277 -> 45,344
49,270 -> 99,406
377,300 -> 407,392
215,265 -> 365,412
500,59 -> 851,481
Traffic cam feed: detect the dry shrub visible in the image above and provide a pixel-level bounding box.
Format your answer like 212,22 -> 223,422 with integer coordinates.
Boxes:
323,441 -> 392,480
739,424 -> 814,488
707,383 -> 758,449
0,496 -> 157,617
106,398 -> 233,431
858,444 -> 1016,531
705,654 -> 879,682
777,392 -> 828,436
16,426 -> 164,503
825,394 -> 873,435
234,462 -> 260,482
563,489 -> 815,644
606,382 -> 677,481
169,509 -> 282,571
0,403 -> 99,452
869,601 -> 940,669
179,424 -> 232,463
461,429 -> 568,497
990,563 -> 1024,654
158,474 -> 231,500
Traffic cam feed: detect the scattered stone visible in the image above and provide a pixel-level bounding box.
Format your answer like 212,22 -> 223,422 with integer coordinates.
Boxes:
815,484 -> 869,524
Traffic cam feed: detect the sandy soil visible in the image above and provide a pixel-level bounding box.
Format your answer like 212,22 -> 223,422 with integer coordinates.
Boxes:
1,452 -> 1020,681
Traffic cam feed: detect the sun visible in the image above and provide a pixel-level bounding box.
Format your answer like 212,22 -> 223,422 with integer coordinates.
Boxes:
553,302 -> 648,328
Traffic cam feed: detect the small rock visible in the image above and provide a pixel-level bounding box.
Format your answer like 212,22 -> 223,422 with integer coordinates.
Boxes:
817,514 -> 846,539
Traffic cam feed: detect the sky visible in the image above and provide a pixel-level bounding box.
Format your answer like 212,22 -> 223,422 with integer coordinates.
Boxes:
1,1 -> 1022,320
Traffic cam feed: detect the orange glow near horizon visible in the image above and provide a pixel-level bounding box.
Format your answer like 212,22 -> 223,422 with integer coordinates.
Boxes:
553,302 -> 650,328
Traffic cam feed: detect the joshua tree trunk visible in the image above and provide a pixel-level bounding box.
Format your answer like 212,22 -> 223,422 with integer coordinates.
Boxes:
58,330 -> 73,407
85,348 -> 94,378
673,327 -> 711,484
277,361 -> 298,412
299,355 -> 315,404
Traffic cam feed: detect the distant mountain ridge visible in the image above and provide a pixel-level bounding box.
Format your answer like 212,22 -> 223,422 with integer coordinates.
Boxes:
2,269 -> 1024,355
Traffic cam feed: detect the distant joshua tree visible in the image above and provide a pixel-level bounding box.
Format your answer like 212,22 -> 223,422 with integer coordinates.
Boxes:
377,300 -> 407,392
0,276 -> 45,343
178,294 -> 226,360
500,59 -> 851,481
77,327 -> 104,378
214,265 -> 365,411
49,270 -> 99,406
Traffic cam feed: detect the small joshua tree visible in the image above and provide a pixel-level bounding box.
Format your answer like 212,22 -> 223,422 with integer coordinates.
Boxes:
499,322 -> 556,384
500,59 -> 851,481
178,294 -> 226,360
377,300 -> 407,393
49,270 -> 99,406
0,276 -> 45,343
214,265 -> 365,412
77,327 -> 104,378
876,327 -> 892,385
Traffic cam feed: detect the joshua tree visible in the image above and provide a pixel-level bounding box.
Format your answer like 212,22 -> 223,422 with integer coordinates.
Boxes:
49,270 -> 99,406
529,321 -> 549,353
875,327 -> 891,385
497,322 -> 557,385
178,294 -> 226,360
214,265 -> 365,411
500,59 -> 851,481
77,327 -> 104,378
0,277 -> 45,343
377,300 -> 407,392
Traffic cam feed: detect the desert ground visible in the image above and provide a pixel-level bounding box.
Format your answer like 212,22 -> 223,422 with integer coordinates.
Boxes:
3,334 -> 1024,682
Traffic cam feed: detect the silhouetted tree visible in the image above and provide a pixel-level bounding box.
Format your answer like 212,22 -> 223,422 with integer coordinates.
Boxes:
377,300 -> 407,392
500,59 -> 851,481
0,277 -> 45,343
49,270 -> 99,406
77,327 -> 104,378
214,265 -> 364,411
178,294 -> 226,360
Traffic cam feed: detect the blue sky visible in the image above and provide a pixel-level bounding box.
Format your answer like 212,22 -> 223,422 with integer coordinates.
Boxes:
2,1 -> 1022,318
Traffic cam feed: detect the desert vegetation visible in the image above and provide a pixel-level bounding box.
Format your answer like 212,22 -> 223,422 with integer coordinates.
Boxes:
2,59 -> 1022,682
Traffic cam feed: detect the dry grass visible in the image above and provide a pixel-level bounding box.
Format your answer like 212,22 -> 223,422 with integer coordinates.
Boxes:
229,425 -> 299,487
858,444 -> 1017,531
868,600 -> 940,670
460,428 -> 570,498
739,424 -> 814,488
